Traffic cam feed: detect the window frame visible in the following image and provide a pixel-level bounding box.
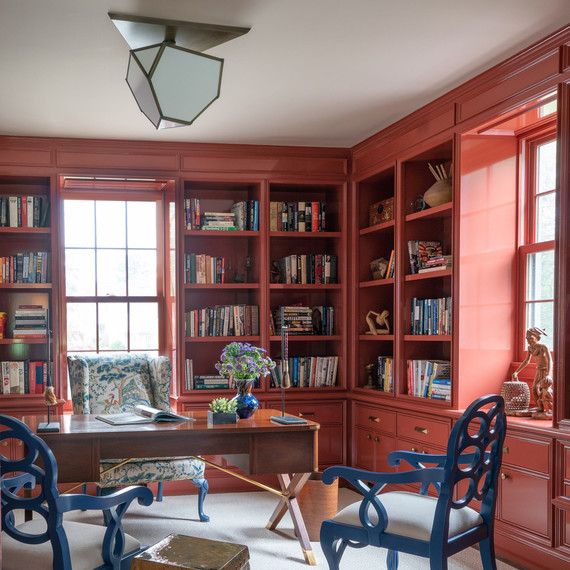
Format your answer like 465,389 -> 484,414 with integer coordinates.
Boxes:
516,125 -> 557,359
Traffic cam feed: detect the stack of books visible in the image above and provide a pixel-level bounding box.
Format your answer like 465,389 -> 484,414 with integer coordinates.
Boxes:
201,212 -> 236,231
407,240 -> 451,274
230,201 -> 259,231
276,306 -> 313,335
13,305 -> 48,339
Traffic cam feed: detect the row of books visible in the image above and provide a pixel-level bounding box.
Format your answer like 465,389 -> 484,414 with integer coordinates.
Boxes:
13,306 -> 48,339
410,296 -> 452,336
407,240 -> 451,274
184,361 -> 262,390
377,356 -> 394,392
406,359 -> 451,400
1,360 -> 48,394
0,252 -> 50,284
185,304 -> 259,337
269,201 -> 326,232
184,253 -> 227,284
273,305 -> 334,335
277,253 -> 337,284
269,356 -> 339,388
0,195 -> 49,228
183,199 -> 260,231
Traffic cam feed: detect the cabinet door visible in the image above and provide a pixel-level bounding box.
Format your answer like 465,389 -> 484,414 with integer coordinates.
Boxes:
499,467 -> 550,538
354,427 -> 396,472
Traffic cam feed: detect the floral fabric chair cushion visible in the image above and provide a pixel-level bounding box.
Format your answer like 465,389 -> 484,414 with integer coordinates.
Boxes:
67,353 -> 209,522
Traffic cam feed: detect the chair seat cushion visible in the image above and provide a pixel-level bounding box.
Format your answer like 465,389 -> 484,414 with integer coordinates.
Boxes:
99,457 -> 206,487
2,519 -> 142,570
332,491 -> 483,542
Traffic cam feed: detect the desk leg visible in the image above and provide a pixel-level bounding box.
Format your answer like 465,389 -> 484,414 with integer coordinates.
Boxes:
267,473 -> 316,566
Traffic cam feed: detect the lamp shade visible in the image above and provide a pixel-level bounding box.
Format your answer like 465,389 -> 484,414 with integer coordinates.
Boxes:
126,42 -> 224,129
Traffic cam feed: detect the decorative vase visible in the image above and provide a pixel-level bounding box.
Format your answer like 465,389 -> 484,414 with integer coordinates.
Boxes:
231,377 -> 259,419
423,178 -> 452,207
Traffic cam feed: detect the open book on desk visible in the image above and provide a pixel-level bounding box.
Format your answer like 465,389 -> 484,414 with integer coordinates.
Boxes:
95,405 -> 195,425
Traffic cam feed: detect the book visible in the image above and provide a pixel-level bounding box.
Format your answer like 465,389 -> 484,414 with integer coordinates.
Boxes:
417,240 -> 444,269
95,405 -> 195,425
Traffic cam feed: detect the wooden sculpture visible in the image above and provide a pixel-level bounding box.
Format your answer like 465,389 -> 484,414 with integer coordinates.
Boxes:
365,310 -> 390,335
511,327 -> 553,419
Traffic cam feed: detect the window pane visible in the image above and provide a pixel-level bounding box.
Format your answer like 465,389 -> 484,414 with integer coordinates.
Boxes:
67,303 -> 96,350
127,202 -> 157,248
526,250 -> 554,301
536,193 -> 555,242
128,250 -> 157,295
97,249 -> 126,296
99,303 -> 127,350
65,249 -> 95,296
96,201 -> 125,248
64,201 -> 94,247
525,301 -> 554,351
537,140 -> 556,193
129,303 -> 158,350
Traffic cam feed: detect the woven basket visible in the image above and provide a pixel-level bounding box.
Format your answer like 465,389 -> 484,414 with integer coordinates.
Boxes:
501,381 -> 531,411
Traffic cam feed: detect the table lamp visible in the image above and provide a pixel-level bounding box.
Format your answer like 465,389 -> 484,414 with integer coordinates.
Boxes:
37,311 -> 60,433
271,316 -> 307,425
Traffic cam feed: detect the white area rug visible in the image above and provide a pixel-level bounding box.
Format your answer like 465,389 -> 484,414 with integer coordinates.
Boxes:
65,488 -> 518,569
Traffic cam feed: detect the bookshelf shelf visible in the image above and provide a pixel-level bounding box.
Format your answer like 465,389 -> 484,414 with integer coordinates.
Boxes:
359,278 -> 394,288
358,335 -> 395,342
403,335 -> 452,342
405,202 -> 452,222
404,269 -> 452,281
184,230 -> 259,237
269,231 -> 342,239
359,220 -> 395,236
269,283 -> 341,290
0,227 -> 51,234
0,283 -> 52,290
269,335 -> 342,342
0,338 -> 49,345
183,283 -> 259,290
184,336 -> 261,343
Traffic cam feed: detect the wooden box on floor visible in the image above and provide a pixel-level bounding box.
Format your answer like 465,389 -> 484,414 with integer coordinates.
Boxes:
132,534 -> 250,570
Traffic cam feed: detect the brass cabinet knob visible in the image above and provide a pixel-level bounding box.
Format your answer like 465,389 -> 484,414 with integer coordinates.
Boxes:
366,434 -> 371,440
374,436 -> 379,442
500,473 -> 508,480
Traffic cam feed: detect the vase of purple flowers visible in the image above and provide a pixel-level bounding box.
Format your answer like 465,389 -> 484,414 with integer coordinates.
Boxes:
215,342 -> 275,419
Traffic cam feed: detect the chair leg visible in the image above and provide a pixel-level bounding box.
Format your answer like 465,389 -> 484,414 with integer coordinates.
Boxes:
428,551 -> 448,570
387,549 -> 399,570
192,477 -> 209,522
156,481 -> 164,502
479,537 -> 498,570
320,523 -> 348,570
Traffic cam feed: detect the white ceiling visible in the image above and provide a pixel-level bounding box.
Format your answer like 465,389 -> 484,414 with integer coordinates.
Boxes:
1,0 -> 569,148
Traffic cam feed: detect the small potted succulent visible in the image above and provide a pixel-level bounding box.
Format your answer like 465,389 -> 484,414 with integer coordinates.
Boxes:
207,397 -> 238,425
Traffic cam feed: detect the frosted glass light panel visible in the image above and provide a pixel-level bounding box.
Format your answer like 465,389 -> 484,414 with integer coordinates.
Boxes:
127,42 -> 223,129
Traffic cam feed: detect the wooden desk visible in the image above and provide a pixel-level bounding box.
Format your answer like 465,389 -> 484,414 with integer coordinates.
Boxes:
23,410 -> 320,565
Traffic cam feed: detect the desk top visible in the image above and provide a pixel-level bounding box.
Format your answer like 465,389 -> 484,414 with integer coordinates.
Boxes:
23,409 -> 319,437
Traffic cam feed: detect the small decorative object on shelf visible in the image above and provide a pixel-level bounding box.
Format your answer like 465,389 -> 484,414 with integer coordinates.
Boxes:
215,341 -> 275,419
411,193 -> 426,213
369,257 -> 389,280
37,316 -> 60,433
500,380 -> 531,416
0,311 -> 6,338
368,197 -> 394,226
364,363 -> 375,389
511,327 -> 553,420
423,162 -> 452,207
365,310 -> 390,335
207,397 -> 238,424
270,260 -> 282,283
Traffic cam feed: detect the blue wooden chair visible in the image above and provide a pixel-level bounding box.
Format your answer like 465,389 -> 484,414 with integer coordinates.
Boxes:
320,394 -> 506,570
67,353 -> 209,522
1,414 -> 154,570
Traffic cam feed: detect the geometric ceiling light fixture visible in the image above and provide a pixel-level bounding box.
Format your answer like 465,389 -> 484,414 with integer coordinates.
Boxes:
108,13 -> 251,130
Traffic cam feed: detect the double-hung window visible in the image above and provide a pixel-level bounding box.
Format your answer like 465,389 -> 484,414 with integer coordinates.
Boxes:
518,126 -> 557,354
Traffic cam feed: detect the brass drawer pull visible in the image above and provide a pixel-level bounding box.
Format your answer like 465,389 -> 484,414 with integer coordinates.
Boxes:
368,416 -> 380,423
374,437 -> 379,442
298,412 -> 315,417
414,426 -> 428,434
500,473 -> 509,480
366,434 -> 371,440
503,446 -> 509,453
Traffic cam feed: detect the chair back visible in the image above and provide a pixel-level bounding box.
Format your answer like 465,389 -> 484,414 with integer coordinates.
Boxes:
67,353 -> 172,415
0,415 -> 70,562
436,394 -> 506,538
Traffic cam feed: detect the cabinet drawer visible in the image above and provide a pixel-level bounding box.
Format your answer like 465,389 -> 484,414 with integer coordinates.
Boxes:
268,401 -> 343,424
355,405 -> 396,435
397,413 -> 449,447
501,433 -> 550,474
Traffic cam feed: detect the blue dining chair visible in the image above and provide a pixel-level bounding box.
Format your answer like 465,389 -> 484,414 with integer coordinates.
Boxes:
1,414 -> 154,570
320,394 -> 506,569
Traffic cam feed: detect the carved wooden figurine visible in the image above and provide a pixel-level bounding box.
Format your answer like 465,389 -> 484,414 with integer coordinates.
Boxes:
365,310 -> 390,335
511,327 -> 553,419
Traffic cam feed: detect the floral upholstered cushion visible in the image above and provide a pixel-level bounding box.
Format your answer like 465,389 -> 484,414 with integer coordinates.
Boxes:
67,353 -> 171,415
100,457 -> 206,487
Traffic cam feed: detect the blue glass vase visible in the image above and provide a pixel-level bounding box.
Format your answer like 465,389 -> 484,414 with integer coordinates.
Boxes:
231,377 -> 259,419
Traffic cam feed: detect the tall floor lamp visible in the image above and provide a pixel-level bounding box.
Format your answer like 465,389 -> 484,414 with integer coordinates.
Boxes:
271,317 -> 307,425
